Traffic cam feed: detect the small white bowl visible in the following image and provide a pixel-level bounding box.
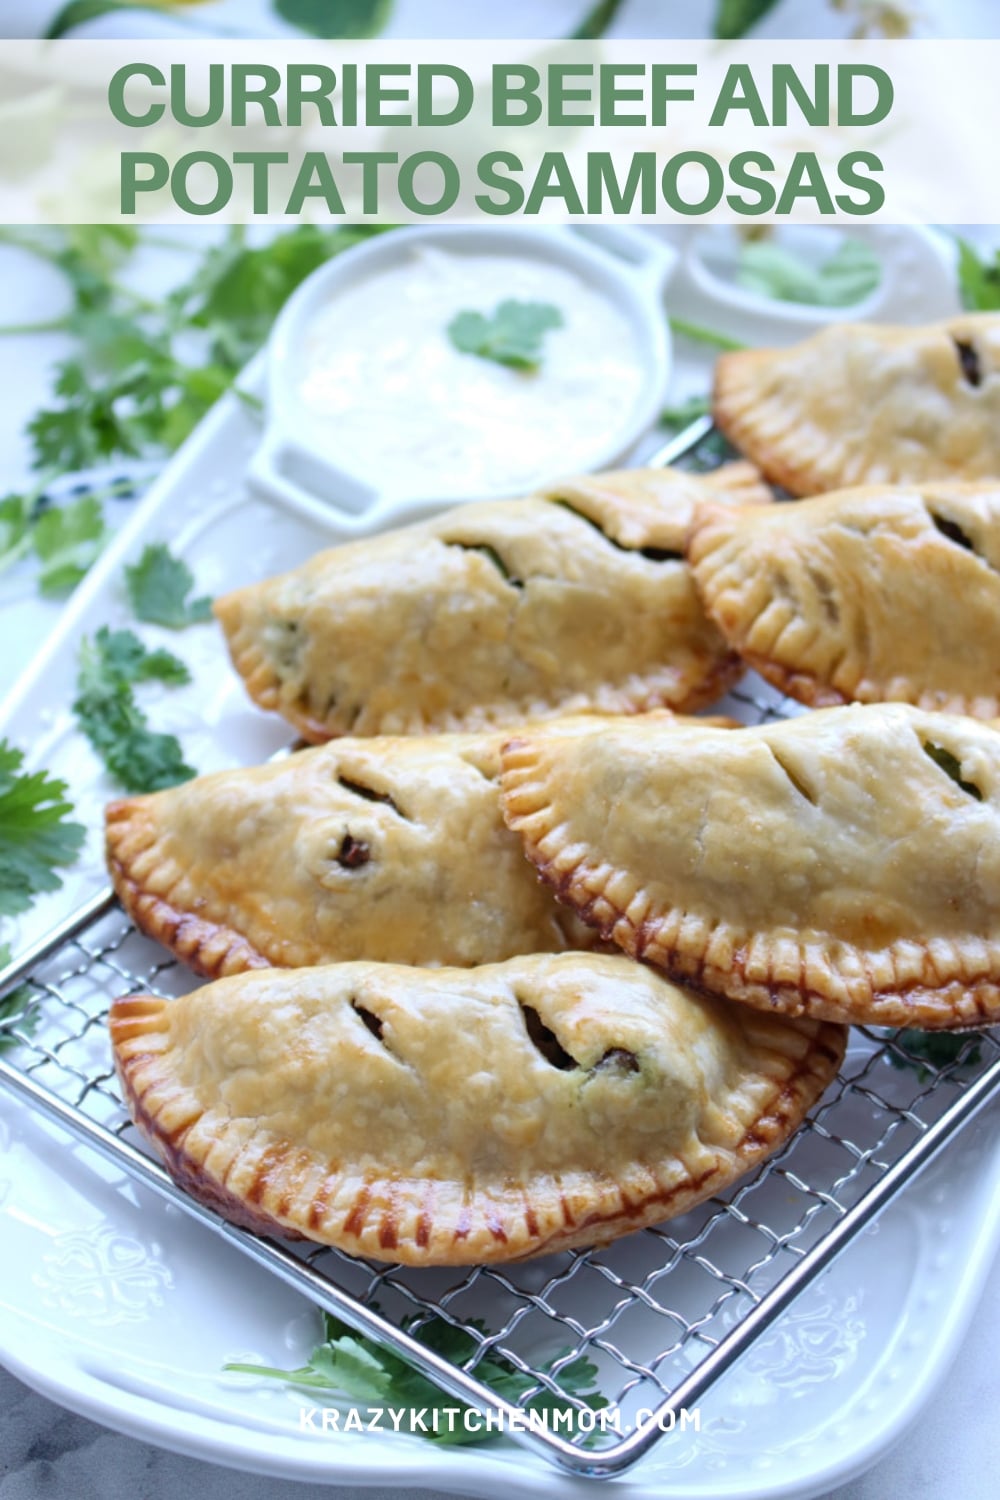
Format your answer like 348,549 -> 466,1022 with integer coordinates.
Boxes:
247,224 -> 675,533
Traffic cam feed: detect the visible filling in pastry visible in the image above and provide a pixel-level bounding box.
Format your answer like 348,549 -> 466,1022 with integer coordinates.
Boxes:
110,952 -> 845,1265
500,705 -> 1000,1030
687,481 -> 1000,718
214,463 -> 769,740
713,313 -> 1000,494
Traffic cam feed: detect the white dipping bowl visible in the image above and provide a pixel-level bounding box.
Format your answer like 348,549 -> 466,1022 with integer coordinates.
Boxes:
248,224 -> 674,533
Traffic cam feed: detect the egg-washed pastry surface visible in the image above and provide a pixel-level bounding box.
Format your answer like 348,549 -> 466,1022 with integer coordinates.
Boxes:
687,482 -> 1000,718
713,314 -> 1000,494
109,952 -> 844,1265
214,463 -> 769,741
105,729 -> 598,978
500,706 -> 1000,1030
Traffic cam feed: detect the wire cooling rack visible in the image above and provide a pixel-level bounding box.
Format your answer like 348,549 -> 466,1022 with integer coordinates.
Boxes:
3,423 -> 1000,1479
2,669 -> 1000,1478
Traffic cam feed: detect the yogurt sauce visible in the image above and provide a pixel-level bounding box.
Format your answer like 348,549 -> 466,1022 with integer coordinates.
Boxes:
296,247 -> 645,499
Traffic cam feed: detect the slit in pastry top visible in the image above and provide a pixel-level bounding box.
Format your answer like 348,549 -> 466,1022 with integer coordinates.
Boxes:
499,704 -> 1000,1031
687,480 -> 1000,720
713,313 -> 1000,495
214,463 -> 769,742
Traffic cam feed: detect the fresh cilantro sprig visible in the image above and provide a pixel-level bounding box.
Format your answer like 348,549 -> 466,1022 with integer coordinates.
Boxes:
73,627 -> 195,794
226,1313 -> 606,1445
125,544 -> 213,630
956,238 -> 1000,312
0,485 -> 115,597
0,741 -> 85,919
0,225 -> 389,596
448,300 -> 564,372
0,942 -> 39,1052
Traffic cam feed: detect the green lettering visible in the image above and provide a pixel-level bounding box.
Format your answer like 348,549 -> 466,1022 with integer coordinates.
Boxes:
709,64 -> 767,127
342,152 -> 398,213
661,151 -> 723,214
475,151 -> 525,214
838,64 -> 893,126
549,64 -> 594,126
586,152 -> 656,213
232,151 -> 287,213
524,152 -> 584,215
600,64 -> 646,126
286,152 -> 346,214
772,64 -> 830,126
726,150 -> 777,215
835,150 -> 885,214
397,151 -> 460,215
109,63 -> 164,127
366,64 -> 411,125
775,152 -> 835,215
492,65 -> 542,126
416,65 -> 473,126
120,151 -> 168,213
231,65 -> 282,127
286,64 -> 337,126
172,151 -> 232,215
650,63 -> 697,126
170,63 -> 223,127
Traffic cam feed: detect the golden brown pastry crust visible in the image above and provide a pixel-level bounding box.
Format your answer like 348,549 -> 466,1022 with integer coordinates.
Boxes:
214,464 -> 769,742
500,707 -> 1000,1030
105,730 -> 597,979
687,483 -> 1000,718
714,314 -> 1000,495
109,953 -> 844,1265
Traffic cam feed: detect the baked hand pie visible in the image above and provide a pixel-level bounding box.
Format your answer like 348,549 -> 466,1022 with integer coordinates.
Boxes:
687,482 -> 1000,718
214,464 -> 769,741
500,706 -> 1000,1030
105,729 -> 602,977
109,952 -> 844,1264
713,314 -> 1000,494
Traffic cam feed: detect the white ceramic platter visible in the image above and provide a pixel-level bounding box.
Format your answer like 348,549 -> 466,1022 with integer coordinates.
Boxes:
0,224 -> 990,1499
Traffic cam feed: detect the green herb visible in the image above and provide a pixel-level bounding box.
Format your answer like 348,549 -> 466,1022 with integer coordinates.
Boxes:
890,1029 -> 983,1080
226,1313 -> 606,1445
0,741 -> 85,919
956,237 -> 1000,312
73,627 -> 195,794
448,300 -> 564,372
274,0 -> 394,37
1,224 -> 389,597
32,496 -> 108,596
660,394 -> 712,430
668,318 -> 747,352
0,943 -> 39,1052
570,0 -> 626,38
125,544 -> 213,630
737,238 -> 881,308
713,0 -> 782,37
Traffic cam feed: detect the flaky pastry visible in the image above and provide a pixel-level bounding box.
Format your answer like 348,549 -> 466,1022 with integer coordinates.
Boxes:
105,729 -> 598,977
713,314 -> 1000,494
501,706 -> 1000,1029
687,482 -> 1000,717
110,953 -> 844,1264
214,464 -> 769,741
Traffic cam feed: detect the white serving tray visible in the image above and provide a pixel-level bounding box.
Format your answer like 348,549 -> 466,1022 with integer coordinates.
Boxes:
0,224 -> 988,1499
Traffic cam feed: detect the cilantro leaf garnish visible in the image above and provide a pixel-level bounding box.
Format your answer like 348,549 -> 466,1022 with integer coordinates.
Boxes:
0,941 -> 38,1051
226,1313 -> 606,1445
889,1029 -> 983,1081
0,741 -> 85,918
956,238 -> 1000,312
125,544 -> 213,630
447,300 -> 564,372
73,627 -> 195,794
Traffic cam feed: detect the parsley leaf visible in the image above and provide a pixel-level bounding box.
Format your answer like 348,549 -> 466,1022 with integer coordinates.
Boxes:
956,238 -> 1000,311
0,741 -> 85,918
448,300 -> 564,372
737,238 -> 881,308
125,544 -> 213,630
713,0 -> 781,38
226,1313 -> 606,1445
73,627 -> 195,794
660,394 -> 712,430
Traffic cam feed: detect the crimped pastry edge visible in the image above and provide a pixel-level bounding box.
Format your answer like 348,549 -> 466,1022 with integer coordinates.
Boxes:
109,991 -> 844,1266
106,799 -> 271,980
499,738 -> 1000,1031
